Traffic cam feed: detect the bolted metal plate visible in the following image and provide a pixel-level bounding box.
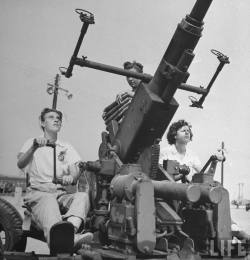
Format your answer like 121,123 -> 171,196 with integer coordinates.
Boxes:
135,180 -> 156,254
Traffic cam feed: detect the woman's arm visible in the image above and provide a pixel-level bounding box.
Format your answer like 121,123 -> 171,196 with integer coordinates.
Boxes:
205,152 -> 225,175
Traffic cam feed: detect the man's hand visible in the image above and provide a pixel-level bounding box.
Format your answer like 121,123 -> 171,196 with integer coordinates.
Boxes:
33,137 -> 48,149
62,175 -> 74,185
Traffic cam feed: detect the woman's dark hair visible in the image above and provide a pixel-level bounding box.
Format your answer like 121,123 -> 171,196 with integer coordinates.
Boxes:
123,60 -> 143,73
39,108 -> 62,131
166,119 -> 193,145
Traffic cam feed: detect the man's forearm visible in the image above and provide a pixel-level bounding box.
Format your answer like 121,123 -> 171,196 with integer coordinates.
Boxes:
17,146 -> 36,169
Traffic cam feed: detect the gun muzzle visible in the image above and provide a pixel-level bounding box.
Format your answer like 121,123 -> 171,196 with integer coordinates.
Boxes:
189,0 -> 213,23
199,185 -> 222,204
152,180 -> 201,203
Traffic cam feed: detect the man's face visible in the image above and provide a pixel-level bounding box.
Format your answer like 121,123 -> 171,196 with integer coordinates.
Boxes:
126,67 -> 142,91
41,111 -> 62,133
175,125 -> 191,144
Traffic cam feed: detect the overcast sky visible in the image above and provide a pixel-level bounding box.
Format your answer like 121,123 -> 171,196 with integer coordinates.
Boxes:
0,0 -> 249,200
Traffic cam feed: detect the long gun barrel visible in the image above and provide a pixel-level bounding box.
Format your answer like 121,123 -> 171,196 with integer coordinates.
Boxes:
112,0 -> 213,163
149,0 -> 212,99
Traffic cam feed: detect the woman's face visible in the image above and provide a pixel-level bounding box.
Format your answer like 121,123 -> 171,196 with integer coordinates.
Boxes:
175,125 -> 191,144
126,67 -> 142,91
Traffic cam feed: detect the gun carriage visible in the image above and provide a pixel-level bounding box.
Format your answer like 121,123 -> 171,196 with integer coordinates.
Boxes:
1,1 -> 244,260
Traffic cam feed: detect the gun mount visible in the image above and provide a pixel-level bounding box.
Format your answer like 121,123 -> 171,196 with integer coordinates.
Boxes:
2,1 -> 244,260
60,1 -> 229,165
59,0 -> 242,259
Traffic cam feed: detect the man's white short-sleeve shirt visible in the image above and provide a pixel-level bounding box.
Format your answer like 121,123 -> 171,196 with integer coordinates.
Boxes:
19,138 -> 81,187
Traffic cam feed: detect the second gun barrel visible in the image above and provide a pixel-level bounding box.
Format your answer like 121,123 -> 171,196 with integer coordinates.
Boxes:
152,180 -> 201,202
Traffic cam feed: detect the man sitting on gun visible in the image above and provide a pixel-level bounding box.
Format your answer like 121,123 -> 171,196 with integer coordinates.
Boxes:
17,108 -> 93,249
102,60 -> 143,125
160,119 -> 250,242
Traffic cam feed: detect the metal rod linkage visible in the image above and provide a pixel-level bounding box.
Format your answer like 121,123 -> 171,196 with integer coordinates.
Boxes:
74,58 -> 207,95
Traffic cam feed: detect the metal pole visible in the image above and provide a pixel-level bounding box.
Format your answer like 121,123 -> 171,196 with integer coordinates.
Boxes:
53,146 -> 57,184
65,9 -> 94,78
195,56 -> 229,106
52,74 -> 60,110
221,141 -> 224,186
241,183 -> 244,202
74,58 -> 207,95
51,74 -> 60,183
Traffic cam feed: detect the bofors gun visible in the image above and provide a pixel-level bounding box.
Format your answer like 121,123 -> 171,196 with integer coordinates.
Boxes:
62,0 -> 235,259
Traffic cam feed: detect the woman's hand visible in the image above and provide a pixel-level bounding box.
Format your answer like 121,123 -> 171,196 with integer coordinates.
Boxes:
213,150 -> 226,162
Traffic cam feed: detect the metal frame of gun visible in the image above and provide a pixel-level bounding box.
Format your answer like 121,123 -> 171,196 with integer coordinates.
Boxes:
190,49 -> 230,108
60,6 -> 229,110
58,0 -> 243,258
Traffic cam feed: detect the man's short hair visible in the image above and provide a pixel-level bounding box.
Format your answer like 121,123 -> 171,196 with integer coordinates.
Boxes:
123,60 -> 143,73
39,108 -> 62,131
167,119 -> 193,145
40,108 -> 63,122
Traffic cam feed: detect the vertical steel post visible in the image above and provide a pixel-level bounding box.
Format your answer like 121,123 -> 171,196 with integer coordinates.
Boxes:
221,141 -> 224,186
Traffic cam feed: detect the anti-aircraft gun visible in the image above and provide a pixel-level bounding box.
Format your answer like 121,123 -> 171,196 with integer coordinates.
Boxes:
59,0 -> 244,259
